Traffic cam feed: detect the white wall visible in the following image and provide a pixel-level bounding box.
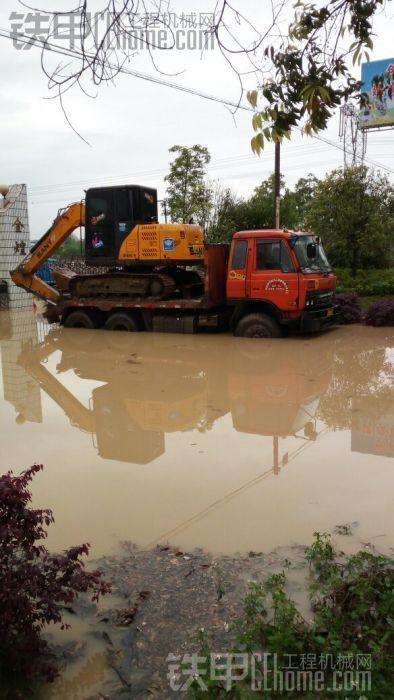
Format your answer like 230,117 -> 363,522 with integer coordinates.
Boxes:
0,184 -> 32,309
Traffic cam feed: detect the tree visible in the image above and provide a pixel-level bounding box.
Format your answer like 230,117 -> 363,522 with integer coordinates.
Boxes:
293,174 -> 320,229
16,1 -> 390,145
305,166 -> 394,276
244,0 -> 386,150
251,175 -> 301,230
206,174 -> 304,242
57,235 -> 83,257
163,145 -> 211,225
201,182 -> 238,242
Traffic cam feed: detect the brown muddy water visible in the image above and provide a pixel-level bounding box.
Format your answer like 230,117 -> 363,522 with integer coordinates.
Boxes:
0,309 -> 393,698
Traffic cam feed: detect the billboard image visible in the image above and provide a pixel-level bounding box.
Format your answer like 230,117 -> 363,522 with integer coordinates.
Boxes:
359,58 -> 394,129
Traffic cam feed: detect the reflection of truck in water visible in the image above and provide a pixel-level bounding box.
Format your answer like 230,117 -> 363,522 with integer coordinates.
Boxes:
229,349 -> 331,438
16,330 -> 333,465
9,184 -> 339,338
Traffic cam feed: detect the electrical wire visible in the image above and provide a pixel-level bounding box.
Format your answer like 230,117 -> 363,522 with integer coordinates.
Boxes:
0,25 -> 393,182
27,144 -> 342,201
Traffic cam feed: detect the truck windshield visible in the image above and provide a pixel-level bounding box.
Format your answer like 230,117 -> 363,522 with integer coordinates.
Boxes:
290,235 -> 332,273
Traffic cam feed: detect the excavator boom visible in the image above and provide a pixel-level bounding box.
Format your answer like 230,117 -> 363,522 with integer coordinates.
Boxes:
10,202 -> 85,303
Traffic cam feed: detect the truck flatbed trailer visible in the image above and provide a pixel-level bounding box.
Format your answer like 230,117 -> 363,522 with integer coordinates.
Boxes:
44,245 -> 231,332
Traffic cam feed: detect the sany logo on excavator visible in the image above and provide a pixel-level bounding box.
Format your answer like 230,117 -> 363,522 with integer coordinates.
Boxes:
36,234 -> 57,260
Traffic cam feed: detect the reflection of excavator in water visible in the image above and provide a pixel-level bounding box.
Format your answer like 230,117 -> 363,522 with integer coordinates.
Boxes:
16,330 -> 333,465
10,185 -> 204,304
16,334 -> 205,464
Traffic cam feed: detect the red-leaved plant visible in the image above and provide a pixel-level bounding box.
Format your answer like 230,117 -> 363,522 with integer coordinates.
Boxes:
333,292 -> 362,324
0,464 -> 110,686
365,299 -> 394,327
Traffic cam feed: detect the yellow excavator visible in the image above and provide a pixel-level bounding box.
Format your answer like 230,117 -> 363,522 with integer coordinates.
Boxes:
10,184 -> 204,303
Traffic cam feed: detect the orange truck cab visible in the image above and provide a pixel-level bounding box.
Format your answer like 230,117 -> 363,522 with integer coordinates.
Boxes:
225,229 -> 339,337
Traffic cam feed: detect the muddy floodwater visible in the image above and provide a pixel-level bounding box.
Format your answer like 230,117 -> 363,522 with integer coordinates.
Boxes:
1,310 -> 394,698
1,310 -> 393,558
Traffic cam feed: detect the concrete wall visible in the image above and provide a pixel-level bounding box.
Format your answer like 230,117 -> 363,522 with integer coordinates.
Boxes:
0,184 -> 32,310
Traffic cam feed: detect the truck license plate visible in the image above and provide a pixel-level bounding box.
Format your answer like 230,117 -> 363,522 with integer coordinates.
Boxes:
327,308 -> 334,317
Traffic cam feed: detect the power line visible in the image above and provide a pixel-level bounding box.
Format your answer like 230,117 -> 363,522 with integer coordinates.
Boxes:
27,144 -> 339,200
0,25 -> 393,177
29,156 -> 343,204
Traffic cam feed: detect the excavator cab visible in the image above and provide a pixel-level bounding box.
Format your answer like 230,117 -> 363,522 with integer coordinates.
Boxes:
85,185 -> 158,266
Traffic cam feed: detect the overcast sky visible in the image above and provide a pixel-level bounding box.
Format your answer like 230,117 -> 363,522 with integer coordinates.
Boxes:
0,0 -> 393,239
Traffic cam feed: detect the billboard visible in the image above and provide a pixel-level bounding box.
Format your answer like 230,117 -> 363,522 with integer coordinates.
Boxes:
359,58 -> 394,129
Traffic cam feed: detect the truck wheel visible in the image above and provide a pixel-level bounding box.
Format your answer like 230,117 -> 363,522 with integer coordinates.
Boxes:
234,313 -> 282,338
63,310 -> 96,329
104,312 -> 140,332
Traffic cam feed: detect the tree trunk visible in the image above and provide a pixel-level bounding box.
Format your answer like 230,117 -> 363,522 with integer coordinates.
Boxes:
351,233 -> 358,278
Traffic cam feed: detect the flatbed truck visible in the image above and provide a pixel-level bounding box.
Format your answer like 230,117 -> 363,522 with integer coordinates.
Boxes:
9,184 -> 339,337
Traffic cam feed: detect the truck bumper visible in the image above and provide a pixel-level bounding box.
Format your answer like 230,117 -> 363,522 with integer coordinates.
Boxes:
300,305 -> 341,333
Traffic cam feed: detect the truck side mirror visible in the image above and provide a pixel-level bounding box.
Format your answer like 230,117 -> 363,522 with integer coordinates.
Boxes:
306,242 -> 317,259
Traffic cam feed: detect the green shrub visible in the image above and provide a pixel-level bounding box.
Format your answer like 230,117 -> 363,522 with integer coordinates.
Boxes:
192,533 -> 394,699
335,268 -> 394,296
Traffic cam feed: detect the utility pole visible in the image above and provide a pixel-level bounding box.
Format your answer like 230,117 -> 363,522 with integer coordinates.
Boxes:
274,142 -> 280,228
273,436 -> 280,475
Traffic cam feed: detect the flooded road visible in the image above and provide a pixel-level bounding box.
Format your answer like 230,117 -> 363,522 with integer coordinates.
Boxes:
1,309 -> 393,558
1,310 -> 393,699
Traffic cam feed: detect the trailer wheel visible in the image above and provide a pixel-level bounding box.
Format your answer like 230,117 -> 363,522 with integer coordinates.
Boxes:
104,312 -> 140,332
63,310 -> 97,329
234,312 -> 282,338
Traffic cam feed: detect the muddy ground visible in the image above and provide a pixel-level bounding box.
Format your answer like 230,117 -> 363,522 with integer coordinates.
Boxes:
45,541 -> 310,700
44,527 -> 388,700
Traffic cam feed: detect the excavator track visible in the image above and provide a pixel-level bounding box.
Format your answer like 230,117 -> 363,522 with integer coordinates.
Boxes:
69,272 -> 177,300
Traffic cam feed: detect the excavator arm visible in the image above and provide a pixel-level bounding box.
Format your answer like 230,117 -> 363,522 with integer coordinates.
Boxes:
10,201 -> 85,303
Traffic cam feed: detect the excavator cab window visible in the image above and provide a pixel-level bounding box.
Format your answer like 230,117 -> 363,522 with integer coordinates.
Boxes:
115,189 -> 134,251
85,185 -> 158,266
86,189 -> 116,259
133,188 -> 158,223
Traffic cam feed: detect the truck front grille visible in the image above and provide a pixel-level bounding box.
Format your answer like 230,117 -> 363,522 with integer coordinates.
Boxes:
305,290 -> 335,309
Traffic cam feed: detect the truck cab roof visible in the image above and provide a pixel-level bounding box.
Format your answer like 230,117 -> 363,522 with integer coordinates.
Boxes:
233,229 -> 313,240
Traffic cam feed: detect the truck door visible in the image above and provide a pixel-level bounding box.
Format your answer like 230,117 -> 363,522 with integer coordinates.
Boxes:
226,239 -> 248,298
249,239 -> 299,309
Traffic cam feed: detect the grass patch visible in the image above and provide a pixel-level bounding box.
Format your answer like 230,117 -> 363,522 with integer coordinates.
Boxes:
191,533 -> 394,698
